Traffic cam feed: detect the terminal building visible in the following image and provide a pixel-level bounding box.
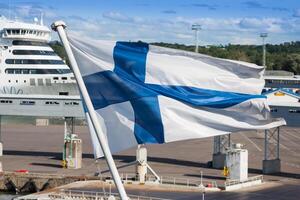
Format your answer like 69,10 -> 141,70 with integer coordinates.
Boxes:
263,70 -> 300,127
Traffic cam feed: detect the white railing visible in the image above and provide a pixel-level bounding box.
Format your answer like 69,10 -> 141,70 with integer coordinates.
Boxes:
105,173 -> 218,189
224,175 -> 263,187
49,189 -> 170,200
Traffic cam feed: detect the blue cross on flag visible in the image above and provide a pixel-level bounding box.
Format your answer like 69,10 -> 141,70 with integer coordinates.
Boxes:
68,34 -> 285,158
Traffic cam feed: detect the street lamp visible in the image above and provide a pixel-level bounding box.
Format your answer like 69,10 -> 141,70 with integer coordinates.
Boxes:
260,33 -> 268,67
192,24 -> 201,53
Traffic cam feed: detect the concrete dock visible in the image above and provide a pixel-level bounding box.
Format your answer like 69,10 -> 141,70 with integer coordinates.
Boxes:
1,123 -> 300,199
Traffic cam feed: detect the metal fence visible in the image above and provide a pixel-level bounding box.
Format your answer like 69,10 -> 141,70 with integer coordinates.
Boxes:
224,175 -> 263,187
49,189 -> 171,200
106,173 -> 218,189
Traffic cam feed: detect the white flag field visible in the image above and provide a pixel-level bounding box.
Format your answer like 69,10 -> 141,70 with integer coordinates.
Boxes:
68,34 -> 285,158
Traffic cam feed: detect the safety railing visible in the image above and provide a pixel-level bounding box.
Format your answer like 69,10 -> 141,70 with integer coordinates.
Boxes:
104,173 -> 218,189
224,175 -> 263,187
49,189 -> 171,200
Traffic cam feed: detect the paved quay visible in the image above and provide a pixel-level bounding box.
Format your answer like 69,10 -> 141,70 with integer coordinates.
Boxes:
1,123 -> 300,199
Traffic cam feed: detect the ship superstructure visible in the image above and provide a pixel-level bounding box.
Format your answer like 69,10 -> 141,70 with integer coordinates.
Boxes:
0,16 -> 79,96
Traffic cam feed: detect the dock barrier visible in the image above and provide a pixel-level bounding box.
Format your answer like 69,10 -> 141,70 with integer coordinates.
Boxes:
104,172 -> 218,189
49,189 -> 171,200
224,175 -> 263,187
223,175 -> 263,191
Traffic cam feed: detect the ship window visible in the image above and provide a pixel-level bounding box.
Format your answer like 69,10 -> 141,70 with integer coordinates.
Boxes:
5,68 -> 71,74
30,78 -> 35,86
12,40 -> 48,46
45,79 -> 51,86
53,77 -> 59,80
59,92 -> 69,96
12,50 -> 56,56
45,101 -> 59,105
37,78 -> 43,86
61,77 -> 67,80
20,101 -> 35,105
29,69 -> 36,74
0,100 -> 12,104
22,69 -> 29,74
12,29 -> 20,34
65,102 -> 79,106
289,109 -> 300,113
271,108 -> 277,112
6,69 -> 14,74
5,59 -> 65,65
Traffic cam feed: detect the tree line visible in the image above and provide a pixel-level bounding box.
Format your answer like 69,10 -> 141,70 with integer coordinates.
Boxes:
50,40 -> 300,75
152,41 -> 300,75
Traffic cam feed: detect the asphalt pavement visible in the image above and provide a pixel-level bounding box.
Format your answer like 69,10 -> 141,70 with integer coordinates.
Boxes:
1,123 -> 300,199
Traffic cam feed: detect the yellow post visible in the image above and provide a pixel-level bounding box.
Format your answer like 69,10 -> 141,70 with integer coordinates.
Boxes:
223,166 -> 229,177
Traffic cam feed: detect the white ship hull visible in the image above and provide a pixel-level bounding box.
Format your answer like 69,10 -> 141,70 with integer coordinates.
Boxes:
0,16 -> 80,96
0,74 -> 79,95
0,16 -> 81,117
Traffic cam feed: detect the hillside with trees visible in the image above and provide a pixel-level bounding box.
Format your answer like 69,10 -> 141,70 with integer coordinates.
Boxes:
152,42 -> 300,75
50,41 -> 300,75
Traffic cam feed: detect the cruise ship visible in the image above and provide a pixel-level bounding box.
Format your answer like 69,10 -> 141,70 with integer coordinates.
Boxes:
0,16 -> 79,96
0,16 -> 82,117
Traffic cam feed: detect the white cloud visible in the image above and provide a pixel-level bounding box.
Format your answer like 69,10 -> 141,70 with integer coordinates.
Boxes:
15,5 -> 32,16
238,18 -> 283,33
175,33 -> 193,39
66,14 -> 299,44
15,4 -> 56,18
102,12 -> 133,23
288,18 -> 300,32
0,2 -> 58,25
1,3 -> 299,45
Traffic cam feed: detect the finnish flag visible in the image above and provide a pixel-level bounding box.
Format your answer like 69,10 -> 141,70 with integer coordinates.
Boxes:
68,35 -> 285,158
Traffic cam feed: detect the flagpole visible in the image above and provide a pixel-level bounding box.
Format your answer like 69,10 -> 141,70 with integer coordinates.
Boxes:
51,21 -> 129,200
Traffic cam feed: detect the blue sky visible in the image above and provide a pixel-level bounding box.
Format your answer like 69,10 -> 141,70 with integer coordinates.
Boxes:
0,0 -> 300,44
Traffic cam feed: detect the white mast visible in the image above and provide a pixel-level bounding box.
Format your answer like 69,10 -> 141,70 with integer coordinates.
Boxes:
51,21 -> 129,200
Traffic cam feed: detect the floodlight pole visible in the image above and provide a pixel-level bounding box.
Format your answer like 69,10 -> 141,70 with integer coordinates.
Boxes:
260,33 -> 268,67
192,24 -> 201,53
51,21 -> 129,200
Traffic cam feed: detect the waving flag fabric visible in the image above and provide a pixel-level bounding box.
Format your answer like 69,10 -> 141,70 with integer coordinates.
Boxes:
68,34 -> 285,158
